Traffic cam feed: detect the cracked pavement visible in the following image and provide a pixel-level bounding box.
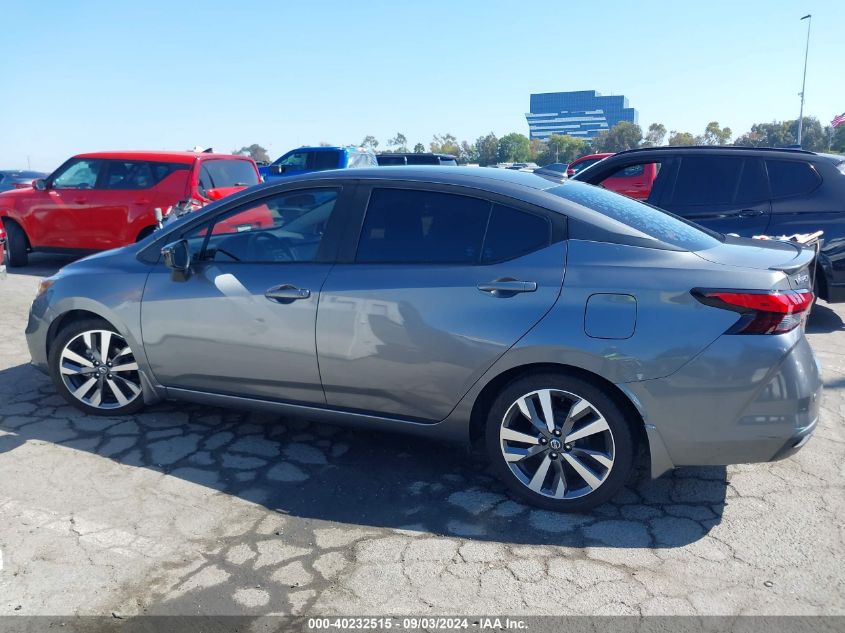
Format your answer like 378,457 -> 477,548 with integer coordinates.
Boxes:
0,255 -> 843,617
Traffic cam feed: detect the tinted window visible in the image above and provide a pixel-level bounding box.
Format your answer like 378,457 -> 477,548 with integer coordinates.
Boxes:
198,160 -> 258,193
571,158 -> 601,174
405,155 -> 440,165
52,159 -> 103,189
671,156 -> 743,205
766,160 -> 822,198
312,151 -> 341,169
104,161 -> 188,190
482,204 -> 551,263
356,189 -> 490,264
734,159 -> 768,204
611,164 -> 645,178
377,155 -> 406,166
439,157 -> 458,166
550,182 -> 721,251
184,188 -> 339,263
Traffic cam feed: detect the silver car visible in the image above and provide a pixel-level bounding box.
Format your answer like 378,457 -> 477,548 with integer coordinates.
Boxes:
25,168 -> 821,511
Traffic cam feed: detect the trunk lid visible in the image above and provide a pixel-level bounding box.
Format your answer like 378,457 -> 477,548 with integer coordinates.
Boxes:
694,235 -> 816,288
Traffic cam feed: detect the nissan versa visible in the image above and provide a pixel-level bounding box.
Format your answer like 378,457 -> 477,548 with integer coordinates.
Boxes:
26,168 -> 821,511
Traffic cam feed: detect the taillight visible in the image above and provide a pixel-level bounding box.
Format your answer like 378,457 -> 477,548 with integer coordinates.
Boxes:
692,289 -> 814,334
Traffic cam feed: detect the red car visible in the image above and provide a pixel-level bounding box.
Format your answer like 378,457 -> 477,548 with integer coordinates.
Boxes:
0,223 -> 6,275
0,151 -> 260,267
568,152 -> 658,200
566,152 -> 614,177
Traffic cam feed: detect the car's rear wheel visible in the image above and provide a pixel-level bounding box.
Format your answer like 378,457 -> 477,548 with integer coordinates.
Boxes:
4,221 -> 28,267
49,319 -> 145,416
485,373 -> 634,512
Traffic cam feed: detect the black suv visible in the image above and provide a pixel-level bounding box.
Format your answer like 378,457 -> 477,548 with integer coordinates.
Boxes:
573,147 -> 845,302
376,153 -> 458,166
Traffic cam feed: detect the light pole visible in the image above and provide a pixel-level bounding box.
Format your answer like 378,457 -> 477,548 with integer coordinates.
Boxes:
797,14 -> 812,147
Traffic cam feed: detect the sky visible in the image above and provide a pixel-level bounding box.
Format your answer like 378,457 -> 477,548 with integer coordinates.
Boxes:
1,0 -> 843,171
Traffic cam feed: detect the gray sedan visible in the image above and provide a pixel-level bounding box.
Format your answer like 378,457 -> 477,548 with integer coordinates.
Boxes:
25,168 -> 821,511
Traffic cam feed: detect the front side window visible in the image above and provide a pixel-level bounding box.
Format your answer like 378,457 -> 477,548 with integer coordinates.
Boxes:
51,159 -> 103,189
766,160 -> 822,198
183,188 -> 339,263
356,189 -> 490,264
276,152 -> 308,169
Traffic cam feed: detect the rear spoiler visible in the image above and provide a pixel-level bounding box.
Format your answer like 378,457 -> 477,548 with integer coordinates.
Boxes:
767,242 -> 817,274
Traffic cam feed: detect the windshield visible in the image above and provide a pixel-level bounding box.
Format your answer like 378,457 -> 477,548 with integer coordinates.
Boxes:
549,182 -> 723,251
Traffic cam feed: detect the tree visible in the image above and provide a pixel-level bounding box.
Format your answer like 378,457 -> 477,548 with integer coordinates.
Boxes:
360,135 -> 379,150
592,122 -> 643,152
388,132 -> 408,153
831,125 -> 845,153
412,142 -> 426,153
702,121 -> 732,145
734,117 -> 828,151
232,144 -> 270,163
528,139 -> 547,163
459,140 -> 479,164
540,134 -> 590,164
475,132 -> 499,166
497,133 -> 531,162
430,133 -> 459,157
668,131 -> 697,146
642,123 -> 667,147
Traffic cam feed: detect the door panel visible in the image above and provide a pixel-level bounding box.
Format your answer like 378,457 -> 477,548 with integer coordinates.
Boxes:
141,185 -> 350,403
141,261 -> 332,403
316,242 -> 567,421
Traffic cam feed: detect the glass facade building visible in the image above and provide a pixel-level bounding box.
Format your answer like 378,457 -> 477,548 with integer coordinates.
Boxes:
526,90 -> 638,141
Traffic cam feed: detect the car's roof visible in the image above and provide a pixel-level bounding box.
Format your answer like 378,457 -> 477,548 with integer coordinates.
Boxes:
378,152 -> 457,159
611,145 -> 821,159
283,165 -> 561,191
74,150 -> 252,164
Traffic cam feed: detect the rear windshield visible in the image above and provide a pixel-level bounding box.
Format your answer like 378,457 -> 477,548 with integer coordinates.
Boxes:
199,159 -> 259,188
549,182 -> 722,251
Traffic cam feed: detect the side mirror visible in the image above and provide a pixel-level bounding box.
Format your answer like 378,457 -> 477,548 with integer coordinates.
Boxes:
269,164 -> 285,175
161,239 -> 191,281
33,179 -> 47,191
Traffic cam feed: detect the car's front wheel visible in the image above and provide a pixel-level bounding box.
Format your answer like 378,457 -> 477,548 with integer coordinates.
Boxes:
485,373 -> 635,512
49,319 -> 145,416
4,221 -> 28,267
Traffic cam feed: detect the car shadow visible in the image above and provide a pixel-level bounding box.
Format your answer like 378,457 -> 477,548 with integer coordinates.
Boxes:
0,362 -> 726,548
806,301 -> 845,334
4,253 -> 80,277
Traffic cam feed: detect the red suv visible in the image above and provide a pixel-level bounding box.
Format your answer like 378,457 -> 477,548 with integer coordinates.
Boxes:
0,151 -> 260,267
568,152 -> 658,200
566,153 -> 614,177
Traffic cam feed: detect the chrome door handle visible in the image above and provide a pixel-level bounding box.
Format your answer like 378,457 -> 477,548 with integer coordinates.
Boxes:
265,284 -> 311,303
477,280 -> 538,296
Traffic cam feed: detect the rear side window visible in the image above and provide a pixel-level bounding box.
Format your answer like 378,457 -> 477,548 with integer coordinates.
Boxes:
104,161 -> 188,189
198,160 -> 259,191
670,156 -> 768,206
550,182 -> 721,251
482,204 -> 551,263
312,151 -> 340,169
377,155 -> 406,166
356,189 -> 490,264
766,160 -> 821,198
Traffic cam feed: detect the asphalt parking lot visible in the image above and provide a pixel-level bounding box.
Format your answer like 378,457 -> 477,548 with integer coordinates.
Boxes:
0,255 -> 843,617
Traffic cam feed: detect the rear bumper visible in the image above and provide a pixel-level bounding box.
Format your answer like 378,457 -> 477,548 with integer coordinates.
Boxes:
623,329 -> 822,471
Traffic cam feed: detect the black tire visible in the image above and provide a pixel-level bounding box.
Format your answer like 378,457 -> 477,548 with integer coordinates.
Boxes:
4,220 -> 28,267
136,226 -> 156,242
49,318 -> 146,416
485,372 -> 635,512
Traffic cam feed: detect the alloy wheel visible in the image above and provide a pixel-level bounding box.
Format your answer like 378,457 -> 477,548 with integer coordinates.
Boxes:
499,388 -> 615,499
58,329 -> 142,410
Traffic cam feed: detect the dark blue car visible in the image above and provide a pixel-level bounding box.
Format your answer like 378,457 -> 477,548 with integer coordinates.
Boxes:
259,146 -> 377,181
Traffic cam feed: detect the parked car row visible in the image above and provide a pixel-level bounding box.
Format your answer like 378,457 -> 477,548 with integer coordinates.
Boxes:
0,170 -> 48,193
